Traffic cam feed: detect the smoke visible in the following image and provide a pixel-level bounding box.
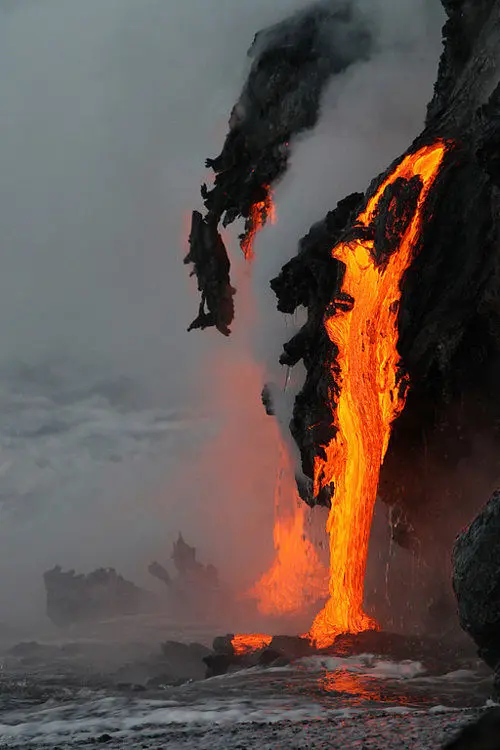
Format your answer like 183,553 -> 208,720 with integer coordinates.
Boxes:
0,0 -> 317,626
252,0 -> 444,382
0,0 -> 446,631
0,0 -> 315,396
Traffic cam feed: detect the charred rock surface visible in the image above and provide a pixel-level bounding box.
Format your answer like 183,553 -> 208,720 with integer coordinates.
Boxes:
44,566 -> 155,627
186,0 -> 500,521
2,638 -> 211,692
271,0 -> 500,518
205,629 -> 479,679
184,211 -> 234,336
185,1 -> 372,333
442,707 -> 500,750
453,491 -> 500,675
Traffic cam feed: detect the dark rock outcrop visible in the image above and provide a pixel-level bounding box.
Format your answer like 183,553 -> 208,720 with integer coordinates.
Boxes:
43,566 -> 155,627
258,0 -> 500,542
453,491 -> 500,673
184,0 -> 500,540
185,0 -> 372,333
149,533 -> 220,592
204,629 -> 478,678
442,707 -> 500,749
273,0 -> 500,511
183,0 -> 500,655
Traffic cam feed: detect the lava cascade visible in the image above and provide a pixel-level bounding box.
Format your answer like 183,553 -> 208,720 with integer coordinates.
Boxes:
247,440 -> 328,616
239,192 -> 327,617
308,141 -> 448,647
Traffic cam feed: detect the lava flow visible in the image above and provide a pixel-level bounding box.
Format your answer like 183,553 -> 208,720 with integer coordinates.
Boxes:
240,186 -> 276,259
309,141 -> 448,647
239,192 -> 327,618
247,439 -> 328,616
231,633 -> 272,656
231,141 -> 448,656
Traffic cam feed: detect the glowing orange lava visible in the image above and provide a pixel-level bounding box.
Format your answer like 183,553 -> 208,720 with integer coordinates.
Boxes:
241,187 -> 276,260
239,189 -> 326,617
248,440 -> 328,616
231,633 -> 272,655
308,141 -> 448,647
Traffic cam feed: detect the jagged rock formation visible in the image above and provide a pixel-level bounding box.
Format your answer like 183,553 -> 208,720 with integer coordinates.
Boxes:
185,0 -> 500,529
44,566 -> 155,627
149,533 -> 220,591
184,0 -> 500,637
269,0 -> 500,535
184,0 -> 372,334
453,491 -> 500,675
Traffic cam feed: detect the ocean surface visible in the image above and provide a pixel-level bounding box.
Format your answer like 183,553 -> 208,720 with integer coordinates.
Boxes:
0,615 -> 494,750
0,359 -> 214,611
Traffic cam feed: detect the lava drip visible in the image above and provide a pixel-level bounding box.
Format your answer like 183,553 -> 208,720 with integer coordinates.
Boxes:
240,186 -> 276,260
308,141 -> 448,648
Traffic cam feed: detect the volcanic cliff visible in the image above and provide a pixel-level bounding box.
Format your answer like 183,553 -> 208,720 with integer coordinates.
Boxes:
185,0 -> 500,642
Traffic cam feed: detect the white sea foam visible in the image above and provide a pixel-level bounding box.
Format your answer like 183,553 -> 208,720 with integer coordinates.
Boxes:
297,654 -> 426,680
1,692 -> 448,747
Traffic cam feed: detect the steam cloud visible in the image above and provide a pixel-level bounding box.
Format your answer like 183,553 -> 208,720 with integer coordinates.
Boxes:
0,0 -> 443,628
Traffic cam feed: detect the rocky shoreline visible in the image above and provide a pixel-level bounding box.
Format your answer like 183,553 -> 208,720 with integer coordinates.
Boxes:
0,709 -> 491,750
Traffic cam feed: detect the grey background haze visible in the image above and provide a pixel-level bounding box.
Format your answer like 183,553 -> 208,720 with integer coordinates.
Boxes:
0,0 -> 444,627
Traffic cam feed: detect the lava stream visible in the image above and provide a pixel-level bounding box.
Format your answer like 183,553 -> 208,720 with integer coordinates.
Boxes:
231,633 -> 273,656
309,141 -> 448,648
240,186 -> 276,260
247,440 -> 328,616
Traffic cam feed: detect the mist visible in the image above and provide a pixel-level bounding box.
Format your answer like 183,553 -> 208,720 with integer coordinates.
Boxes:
0,0 -> 445,630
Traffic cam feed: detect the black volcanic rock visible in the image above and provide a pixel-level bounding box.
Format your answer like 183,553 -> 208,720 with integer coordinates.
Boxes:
442,707 -> 500,749
453,491 -> 500,672
203,629 -> 477,678
43,566 -> 155,627
185,1 -> 372,333
184,0 -> 500,634
268,0 -> 500,513
184,0 -> 500,520
184,211 -> 234,336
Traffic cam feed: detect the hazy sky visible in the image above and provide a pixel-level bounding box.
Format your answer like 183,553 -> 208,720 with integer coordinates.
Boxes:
0,0 -> 443,398
0,0 -> 319,401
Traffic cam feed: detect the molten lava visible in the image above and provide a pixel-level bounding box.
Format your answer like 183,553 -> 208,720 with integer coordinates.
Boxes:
231,633 -> 272,656
240,187 -> 276,260
308,141 -> 448,647
248,440 -> 328,616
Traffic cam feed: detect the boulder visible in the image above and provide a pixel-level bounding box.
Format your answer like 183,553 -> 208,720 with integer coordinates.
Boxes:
443,708 -> 500,749
453,490 -> 500,672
